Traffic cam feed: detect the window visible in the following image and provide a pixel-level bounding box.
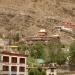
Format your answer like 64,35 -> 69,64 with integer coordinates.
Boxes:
20,58 -> 25,64
3,66 -> 9,71
3,74 -> 9,75
3,56 -> 9,62
11,66 -> 17,72
49,74 -> 54,75
0,55 -> 1,61
19,67 -> 25,72
51,68 -> 54,72
11,57 -> 17,63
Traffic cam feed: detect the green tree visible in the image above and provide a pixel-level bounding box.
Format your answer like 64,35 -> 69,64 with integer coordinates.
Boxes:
30,42 -> 45,59
41,70 -> 46,75
47,41 -> 66,65
29,68 -> 46,75
18,44 -> 29,54
48,50 -> 57,63
56,50 -> 66,65
69,41 -> 75,64
38,67 -> 46,75
29,68 -> 41,75
14,32 -> 20,42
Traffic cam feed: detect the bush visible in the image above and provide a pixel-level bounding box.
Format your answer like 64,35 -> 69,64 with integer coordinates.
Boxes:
69,41 -> 75,64
29,68 -> 46,75
29,68 -> 41,75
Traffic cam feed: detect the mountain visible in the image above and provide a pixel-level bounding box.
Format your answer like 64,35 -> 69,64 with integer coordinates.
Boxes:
0,0 -> 75,44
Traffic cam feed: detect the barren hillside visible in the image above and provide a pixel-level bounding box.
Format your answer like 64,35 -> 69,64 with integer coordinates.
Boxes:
0,0 -> 75,44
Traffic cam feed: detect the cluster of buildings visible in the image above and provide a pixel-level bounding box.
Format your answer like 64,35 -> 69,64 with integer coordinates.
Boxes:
0,51 -> 57,75
0,29 -> 59,75
0,19 -> 75,75
25,29 -> 60,45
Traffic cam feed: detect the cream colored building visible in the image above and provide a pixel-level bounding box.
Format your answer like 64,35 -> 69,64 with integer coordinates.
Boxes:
0,51 -> 28,75
46,67 -> 57,75
44,63 -> 57,75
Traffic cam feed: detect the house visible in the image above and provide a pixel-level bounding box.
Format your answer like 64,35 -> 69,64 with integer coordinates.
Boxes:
46,67 -> 57,75
45,63 -> 57,75
0,51 -> 28,75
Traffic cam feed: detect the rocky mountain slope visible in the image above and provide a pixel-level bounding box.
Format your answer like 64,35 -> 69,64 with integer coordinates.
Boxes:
0,0 -> 75,44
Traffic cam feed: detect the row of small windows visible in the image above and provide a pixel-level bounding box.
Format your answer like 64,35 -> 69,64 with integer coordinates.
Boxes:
51,68 -> 54,72
3,56 -> 25,63
3,74 -> 24,75
3,66 -> 25,72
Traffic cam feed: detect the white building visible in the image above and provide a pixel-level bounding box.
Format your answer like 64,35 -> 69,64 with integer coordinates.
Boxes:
46,67 -> 57,75
45,63 -> 57,75
0,51 -> 28,75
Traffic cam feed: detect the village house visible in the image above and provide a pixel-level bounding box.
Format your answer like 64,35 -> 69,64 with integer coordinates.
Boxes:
46,63 -> 57,75
0,51 -> 28,75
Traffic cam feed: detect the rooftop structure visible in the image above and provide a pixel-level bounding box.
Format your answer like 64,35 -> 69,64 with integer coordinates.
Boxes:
55,26 -> 72,32
26,29 -> 60,44
63,20 -> 75,29
39,29 -> 46,33
38,29 -> 47,37
42,63 -> 57,75
46,66 -> 57,75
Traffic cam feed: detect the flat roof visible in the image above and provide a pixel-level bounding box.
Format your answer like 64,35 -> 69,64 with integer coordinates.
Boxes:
39,29 -> 46,32
1,51 -> 28,57
26,36 -> 60,41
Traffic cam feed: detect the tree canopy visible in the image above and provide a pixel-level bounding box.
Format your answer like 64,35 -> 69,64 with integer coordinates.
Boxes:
69,41 -> 75,64
30,42 -> 45,59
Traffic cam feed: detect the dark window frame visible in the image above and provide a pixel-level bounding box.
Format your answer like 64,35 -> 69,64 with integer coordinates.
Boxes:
20,58 -> 25,64
3,65 -> 9,71
11,66 -> 17,72
11,57 -> 17,63
3,56 -> 9,62
19,67 -> 25,72
51,68 -> 54,72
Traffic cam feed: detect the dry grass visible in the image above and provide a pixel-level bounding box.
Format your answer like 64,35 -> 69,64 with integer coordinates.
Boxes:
0,0 -> 75,44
